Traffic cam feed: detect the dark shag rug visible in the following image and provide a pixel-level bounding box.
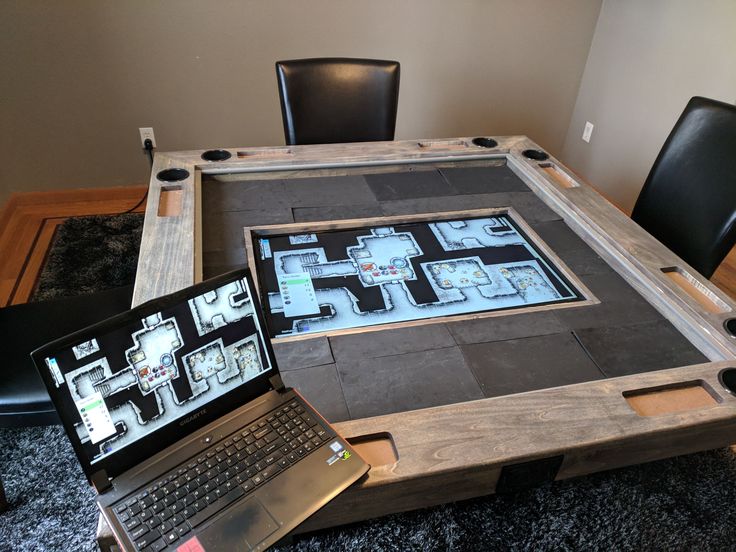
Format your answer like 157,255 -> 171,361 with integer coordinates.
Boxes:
31,213 -> 143,302
2,214 -> 736,551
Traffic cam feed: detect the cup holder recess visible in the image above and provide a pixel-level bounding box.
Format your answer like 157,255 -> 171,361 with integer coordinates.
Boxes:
718,368 -> 736,396
156,168 -> 190,182
201,149 -> 232,162
472,137 -> 498,148
522,149 -> 550,161
724,318 -> 736,336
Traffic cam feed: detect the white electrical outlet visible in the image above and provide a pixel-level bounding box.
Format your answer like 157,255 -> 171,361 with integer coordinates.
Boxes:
139,127 -> 156,148
582,121 -> 594,143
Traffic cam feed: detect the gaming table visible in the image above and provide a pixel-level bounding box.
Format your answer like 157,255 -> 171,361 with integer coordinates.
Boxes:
99,136 -> 736,545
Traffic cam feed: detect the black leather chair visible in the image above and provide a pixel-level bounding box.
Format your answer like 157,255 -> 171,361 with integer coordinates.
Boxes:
275,57 -> 400,145
0,285 -> 134,427
631,96 -> 736,279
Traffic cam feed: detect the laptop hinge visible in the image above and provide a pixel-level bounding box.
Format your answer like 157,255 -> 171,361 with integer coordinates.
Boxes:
269,373 -> 285,392
91,469 -> 113,494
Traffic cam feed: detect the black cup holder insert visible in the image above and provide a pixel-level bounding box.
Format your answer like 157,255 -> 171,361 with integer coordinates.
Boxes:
201,149 -> 232,162
718,368 -> 736,396
724,318 -> 736,337
472,137 -> 498,148
156,168 -> 190,182
522,149 -> 550,161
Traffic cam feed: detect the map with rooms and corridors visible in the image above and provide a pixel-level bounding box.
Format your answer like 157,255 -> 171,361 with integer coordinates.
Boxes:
42,275 -> 271,465
253,213 -> 583,338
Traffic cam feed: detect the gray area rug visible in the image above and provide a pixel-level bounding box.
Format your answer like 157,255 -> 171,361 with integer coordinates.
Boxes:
32,213 -> 143,302
2,214 -> 736,551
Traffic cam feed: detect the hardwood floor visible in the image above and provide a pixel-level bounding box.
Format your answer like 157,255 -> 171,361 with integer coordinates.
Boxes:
0,186 -> 146,306
1,185 -> 735,307
712,249 -> 736,299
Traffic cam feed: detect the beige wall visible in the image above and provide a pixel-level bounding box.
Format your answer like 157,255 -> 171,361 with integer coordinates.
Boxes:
0,0 -> 601,205
561,0 -> 736,213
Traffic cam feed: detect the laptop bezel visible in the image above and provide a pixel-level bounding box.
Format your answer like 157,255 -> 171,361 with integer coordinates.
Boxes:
31,268 -> 283,484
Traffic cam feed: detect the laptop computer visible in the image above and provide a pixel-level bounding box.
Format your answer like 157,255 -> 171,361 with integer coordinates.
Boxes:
31,268 -> 369,551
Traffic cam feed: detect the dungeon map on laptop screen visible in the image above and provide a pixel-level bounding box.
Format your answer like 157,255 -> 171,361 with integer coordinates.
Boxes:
253,213 -> 583,338
41,275 -> 272,465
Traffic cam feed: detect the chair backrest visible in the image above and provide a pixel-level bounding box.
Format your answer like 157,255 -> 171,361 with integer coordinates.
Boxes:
275,57 -> 400,146
631,96 -> 736,278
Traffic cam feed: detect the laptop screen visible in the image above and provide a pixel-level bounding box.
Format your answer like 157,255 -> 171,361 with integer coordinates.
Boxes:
33,269 -> 277,479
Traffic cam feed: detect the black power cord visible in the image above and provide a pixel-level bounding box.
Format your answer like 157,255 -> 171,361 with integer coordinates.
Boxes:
123,138 -> 155,214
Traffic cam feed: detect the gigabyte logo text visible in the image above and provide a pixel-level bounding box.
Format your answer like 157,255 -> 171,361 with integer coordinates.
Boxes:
180,409 -> 207,426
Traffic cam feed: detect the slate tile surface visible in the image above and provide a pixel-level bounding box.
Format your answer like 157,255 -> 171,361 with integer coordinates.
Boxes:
198,164 -> 701,404
554,247 -> 614,277
202,263 -> 246,280
203,209 -> 293,251
439,165 -> 530,194
202,178 -> 292,211
330,324 -> 456,362
272,337 -> 334,371
292,204 -> 384,223
531,220 -> 590,253
447,311 -> 566,345
531,220 -> 613,276
554,272 -> 663,330
504,192 -> 562,223
280,363 -> 350,423
337,347 -> 483,419
283,175 -> 378,207
201,248 -> 248,267
377,193 -> 515,216
366,170 -> 457,201
574,320 -> 709,378
460,332 -> 604,398
379,191 -> 560,223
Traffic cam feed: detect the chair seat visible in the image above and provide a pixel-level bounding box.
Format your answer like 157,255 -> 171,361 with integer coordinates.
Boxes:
0,285 -> 134,427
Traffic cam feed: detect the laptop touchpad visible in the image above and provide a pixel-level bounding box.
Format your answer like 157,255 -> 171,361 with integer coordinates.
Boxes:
194,496 -> 280,550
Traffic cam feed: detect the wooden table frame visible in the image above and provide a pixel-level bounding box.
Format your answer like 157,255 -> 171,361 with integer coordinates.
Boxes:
98,136 -> 736,544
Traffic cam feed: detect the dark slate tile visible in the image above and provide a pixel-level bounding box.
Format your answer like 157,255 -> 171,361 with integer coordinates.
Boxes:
203,209 -> 293,251
202,248 -> 247,267
202,178 -> 291,211
439,165 -> 530,194
201,250 -> 247,279
554,247 -> 614,277
379,193 -> 514,216
366,170 -> 456,201
577,270 -> 651,305
531,220 -> 589,253
337,347 -> 483,419
554,300 -> 662,332
378,191 -> 560,223
272,337 -> 334,370
202,264 -> 244,280
292,204 -> 384,223
330,324 -> 456,362
531,220 -> 614,276
554,272 -> 663,331
447,311 -> 566,345
574,320 -> 709,378
283,175 -> 378,207
461,333 -> 604,398
281,364 -> 350,422
505,192 -> 562,223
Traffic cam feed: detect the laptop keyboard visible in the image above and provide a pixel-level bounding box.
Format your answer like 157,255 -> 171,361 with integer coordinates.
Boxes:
111,398 -> 334,551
